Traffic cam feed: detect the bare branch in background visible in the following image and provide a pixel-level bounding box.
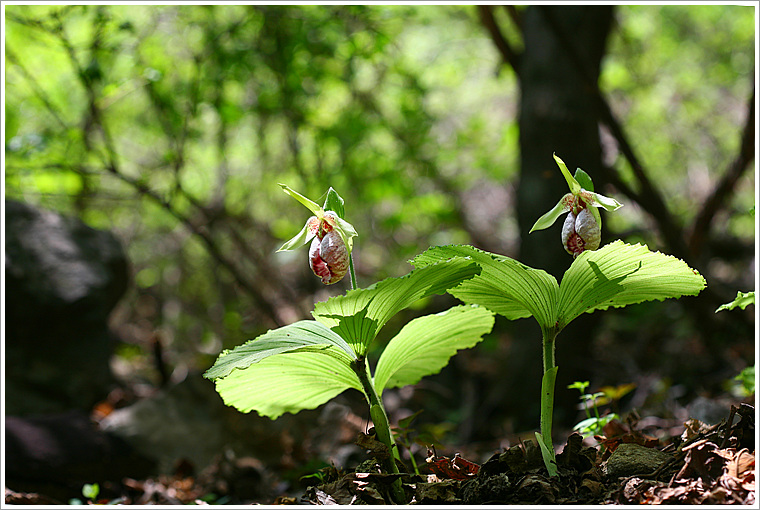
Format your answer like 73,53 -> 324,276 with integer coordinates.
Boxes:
477,5 -> 522,77
688,86 -> 755,255
7,13 -> 287,328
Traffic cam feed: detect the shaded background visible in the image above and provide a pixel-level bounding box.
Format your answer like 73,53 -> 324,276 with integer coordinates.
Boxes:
3,3 -> 756,498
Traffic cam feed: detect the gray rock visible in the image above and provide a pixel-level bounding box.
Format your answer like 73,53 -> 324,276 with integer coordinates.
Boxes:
602,442 -> 672,478
99,372 -> 322,474
5,199 -> 128,415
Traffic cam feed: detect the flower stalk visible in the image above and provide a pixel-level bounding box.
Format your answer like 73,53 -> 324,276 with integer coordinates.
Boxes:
353,357 -> 406,503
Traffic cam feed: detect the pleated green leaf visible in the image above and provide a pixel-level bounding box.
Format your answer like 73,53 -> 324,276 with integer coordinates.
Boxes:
374,305 -> 495,395
412,245 -> 559,329
312,258 -> 481,355
203,320 -> 358,381
556,240 -> 707,329
212,350 -> 363,419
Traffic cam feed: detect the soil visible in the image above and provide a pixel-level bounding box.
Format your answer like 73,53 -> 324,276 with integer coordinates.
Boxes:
6,403 -> 754,505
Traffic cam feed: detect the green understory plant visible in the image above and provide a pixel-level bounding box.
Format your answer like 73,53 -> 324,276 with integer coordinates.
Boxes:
567,381 -> 620,439
204,186 -> 495,504
412,155 -> 707,477
716,290 -> 755,397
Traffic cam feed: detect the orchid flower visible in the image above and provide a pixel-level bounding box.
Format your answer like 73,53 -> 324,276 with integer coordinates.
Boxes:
278,185 -> 357,285
530,154 -> 622,257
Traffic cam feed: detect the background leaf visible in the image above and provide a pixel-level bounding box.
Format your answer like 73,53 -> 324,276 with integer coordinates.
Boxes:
312,258 -> 481,355
212,350 -> 363,419
203,320 -> 357,381
715,290 -> 755,313
556,240 -> 707,329
373,305 -> 495,394
412,245 -> 559,329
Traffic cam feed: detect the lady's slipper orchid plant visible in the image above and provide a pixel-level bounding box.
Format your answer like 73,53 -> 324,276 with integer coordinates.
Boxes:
413,154 -> 705,477
206,185 -> 495,504
278,185 -> 358,286
530,154 -> 623,257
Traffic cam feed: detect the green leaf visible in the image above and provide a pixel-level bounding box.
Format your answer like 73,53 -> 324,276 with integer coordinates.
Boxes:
82,483 -> 100,500
277,220 -> 315,252
535,432 -> 558,477
556,240 -> 707,329
323,187 -> 345,219
573,168 -> 594,192
212,350 -> 362,419
203,320 -> 357,381
554,154 -> 581,194
529,193 -> 573,233
412,245 -> 559,329
279,183 -> 323,215
716,290 -> 755,313
312,258 -> 481,356
374,305 -> 495,394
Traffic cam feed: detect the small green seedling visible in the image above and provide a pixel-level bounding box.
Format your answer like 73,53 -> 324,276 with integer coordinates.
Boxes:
413,154 -> 706,476
568,381 -> 620,439
69,483 -> 100,505
205,186 -> 495,504
716,291 -> 754,397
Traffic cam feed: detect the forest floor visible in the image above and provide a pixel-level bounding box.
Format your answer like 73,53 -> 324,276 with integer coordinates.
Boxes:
6,402 -> 754,506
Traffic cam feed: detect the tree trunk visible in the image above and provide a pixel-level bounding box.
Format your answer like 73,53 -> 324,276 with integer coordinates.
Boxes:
509,5 -> 615,432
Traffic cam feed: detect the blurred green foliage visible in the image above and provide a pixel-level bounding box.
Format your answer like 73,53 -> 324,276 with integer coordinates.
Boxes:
5,4 -> 754,398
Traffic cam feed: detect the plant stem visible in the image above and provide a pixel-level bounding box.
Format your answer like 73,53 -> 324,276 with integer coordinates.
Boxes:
349,252 -> 358,291
353,357 -> 406,503
539,326 -> 559,476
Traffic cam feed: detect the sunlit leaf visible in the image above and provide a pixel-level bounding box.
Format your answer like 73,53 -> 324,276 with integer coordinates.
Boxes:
414,242 -> 706,336
556,240 -> 707,329
312,258 -> 481,355
203,320 -> 357,381
412,245 -> 559,329
374,305 -> 495,394
203,321 -> 361,419
212,350 -> 362,419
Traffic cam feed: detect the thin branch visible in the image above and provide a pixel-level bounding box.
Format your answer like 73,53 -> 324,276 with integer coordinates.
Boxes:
688,86 -> 755,255
477,5 -> 521,77
5,47 -> 71,131
42,17 -> 286,328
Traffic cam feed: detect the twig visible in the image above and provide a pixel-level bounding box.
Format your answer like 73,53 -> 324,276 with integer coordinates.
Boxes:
29,15 -> 286,327
477,5 -> 521,77
688,87 -> 756,255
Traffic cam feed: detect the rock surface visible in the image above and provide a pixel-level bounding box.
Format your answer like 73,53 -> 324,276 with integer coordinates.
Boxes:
602,442 -> 672,478
5,411 -> 155,502
5,199 -> 128,415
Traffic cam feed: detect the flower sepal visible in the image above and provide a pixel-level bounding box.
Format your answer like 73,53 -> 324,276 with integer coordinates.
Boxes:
529,154 -> 622,235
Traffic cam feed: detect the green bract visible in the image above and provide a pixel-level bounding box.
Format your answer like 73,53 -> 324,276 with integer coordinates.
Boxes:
530,154 -> 623,234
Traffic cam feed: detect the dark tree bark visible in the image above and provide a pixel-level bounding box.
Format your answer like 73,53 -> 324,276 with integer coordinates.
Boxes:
516,5 -> 615,276
475,5 -> 616,434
